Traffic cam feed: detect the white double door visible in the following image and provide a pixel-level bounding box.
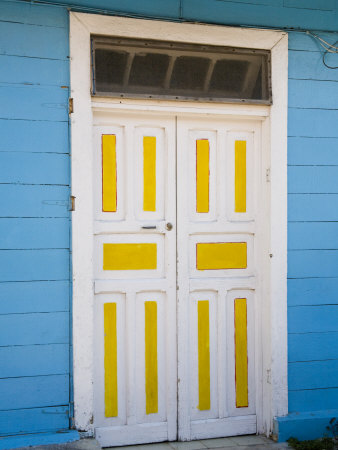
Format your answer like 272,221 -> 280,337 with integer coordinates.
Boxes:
92,110 -> 264,447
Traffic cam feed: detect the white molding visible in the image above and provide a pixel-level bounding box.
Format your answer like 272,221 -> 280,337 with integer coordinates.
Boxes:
70,11 -> 288,436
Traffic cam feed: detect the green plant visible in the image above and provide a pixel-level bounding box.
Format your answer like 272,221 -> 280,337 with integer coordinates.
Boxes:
326,418 -> 338,442
287,436 -> 336,449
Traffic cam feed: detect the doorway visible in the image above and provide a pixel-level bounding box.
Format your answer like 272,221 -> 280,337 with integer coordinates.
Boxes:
92,110 -> 266,446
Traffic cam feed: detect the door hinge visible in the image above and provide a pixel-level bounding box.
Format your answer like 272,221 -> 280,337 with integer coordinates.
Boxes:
70,195 -> 76,211
69,97 -> 74,114
266,168 -> 271,182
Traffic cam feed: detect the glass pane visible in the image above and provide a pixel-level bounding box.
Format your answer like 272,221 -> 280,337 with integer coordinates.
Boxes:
170,56 -> 210,90
94,49 -> 128,89
129,53 -> 170,87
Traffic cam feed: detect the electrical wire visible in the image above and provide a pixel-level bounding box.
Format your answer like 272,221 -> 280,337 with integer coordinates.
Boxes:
306,31 -> 338,69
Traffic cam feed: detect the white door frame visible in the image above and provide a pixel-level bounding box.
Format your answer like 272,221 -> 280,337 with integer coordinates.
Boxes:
70,12 -> 288,437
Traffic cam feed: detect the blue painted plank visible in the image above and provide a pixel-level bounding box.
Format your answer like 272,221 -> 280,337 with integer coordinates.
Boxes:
0,153 -> 69,185
0,431 -> 79,448
0,185 -> 69,218
288,194 -> 338,221
288,250 -> 338,278
288,108 -> 338,138
181,1 -> 338,32
36,0 -> 180,19
0,249 -> 69,281
288,305 -> 338,333
0,22 -> 68,59
288,31 -> 338,52
288,166 -> 338,194
0,1 -> 68,28
289,387 -> 338,412
0,119 -> 68,153
0,312 -> 69,346
289,360 -> 338,390
0,406 -> 69,436
289,332 -> 338,362
289,79 -> 338,109
0,344 -> 69,378
0,374 -> 69,410
289,51 -> 338,81
0,218 -> 69,250
0,85 -> 68,122
0,281 -> 69,314
284,0 -> 334,11
288,137 -> 338,165
288,222 -> 338,250
288,278 -> 338,306
0,55 -> 69,86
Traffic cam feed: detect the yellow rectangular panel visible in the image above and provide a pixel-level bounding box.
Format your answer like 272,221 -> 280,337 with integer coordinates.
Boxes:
103,243 -> 157,270
104,303 -> 118,417
234,298 -> 248,408
196,139 -> 210,213
235,140 -> 246,213
198,300 -> 210,410
102,135 -> 117,212
196,242 -> 247,270
143,136 -> 156,212
145,301 -> 158,414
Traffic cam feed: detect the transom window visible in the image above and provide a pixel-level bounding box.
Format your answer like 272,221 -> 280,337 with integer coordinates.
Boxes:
91,36 -> 271,104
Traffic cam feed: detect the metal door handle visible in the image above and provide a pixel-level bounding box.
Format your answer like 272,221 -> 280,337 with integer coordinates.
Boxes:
142,225 -> 157,229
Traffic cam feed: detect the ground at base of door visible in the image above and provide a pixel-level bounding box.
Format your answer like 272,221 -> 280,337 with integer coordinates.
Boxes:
15,436 -> 289,450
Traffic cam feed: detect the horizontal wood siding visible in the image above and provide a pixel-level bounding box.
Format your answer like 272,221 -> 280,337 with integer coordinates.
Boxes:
287,30 -> 338,413
0,1 -> 70,436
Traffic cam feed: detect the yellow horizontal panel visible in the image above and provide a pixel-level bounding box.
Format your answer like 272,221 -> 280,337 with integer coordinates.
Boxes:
235,298 -> 248,408
102,134 -> 117,212
103,243 -> 157,270
196,242 -> 247,270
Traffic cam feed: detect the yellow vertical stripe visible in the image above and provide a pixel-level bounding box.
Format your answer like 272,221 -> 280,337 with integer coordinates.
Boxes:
143,136 -> 156,212
234,298 -> 248,408
235,140 -> 246,213
196,140 -> 210,213
145,301 -> 158,414
198,300 -> 210,410
102,135 -> 117,212
104,303 -> 118,417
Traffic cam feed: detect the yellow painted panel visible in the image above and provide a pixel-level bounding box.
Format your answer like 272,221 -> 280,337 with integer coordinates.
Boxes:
103,243 -> 157,270
145,301 -> 158,414
104,303 -> 118,417
198,300 -> 210,410
196,242 -> 247,270
143,136 -> 157,212
102,135 -> 117,212
235,140 -> 246,213
235,298 -> 248,408
196,139 -> 210,213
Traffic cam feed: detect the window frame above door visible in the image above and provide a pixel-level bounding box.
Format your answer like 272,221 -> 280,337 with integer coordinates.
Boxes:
70,11 -> 288,437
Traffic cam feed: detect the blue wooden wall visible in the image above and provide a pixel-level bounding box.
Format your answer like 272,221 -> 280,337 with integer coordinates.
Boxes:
1,0 -> 338,442
0,0 -> 71,437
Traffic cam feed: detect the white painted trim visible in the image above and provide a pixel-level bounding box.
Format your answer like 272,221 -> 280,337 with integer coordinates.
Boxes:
70,11 -> 288,436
